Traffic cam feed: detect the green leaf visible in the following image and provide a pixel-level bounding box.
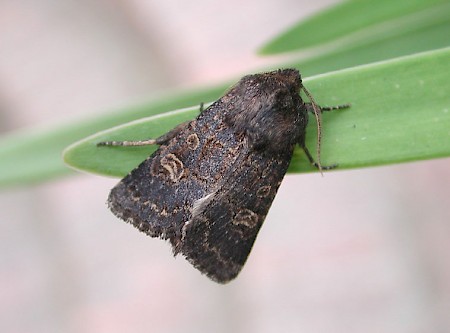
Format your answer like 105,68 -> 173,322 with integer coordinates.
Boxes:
259,0 -> 449,54
284,14 -> 450,78
0,86 -> 228,187
1,0 -> 449,187
64,48 -> 450,177
64,107 -> 200,177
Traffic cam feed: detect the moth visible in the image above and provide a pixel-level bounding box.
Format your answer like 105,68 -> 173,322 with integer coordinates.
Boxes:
98,69 -> 348,283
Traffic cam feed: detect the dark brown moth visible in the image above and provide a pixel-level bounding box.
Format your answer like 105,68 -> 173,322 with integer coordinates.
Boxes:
98,69 -> 348,283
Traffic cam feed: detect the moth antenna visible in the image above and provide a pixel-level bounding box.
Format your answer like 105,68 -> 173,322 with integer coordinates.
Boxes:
301,85 -> 323,174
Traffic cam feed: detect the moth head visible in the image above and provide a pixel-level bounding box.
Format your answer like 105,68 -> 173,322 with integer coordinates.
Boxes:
224,68 -> 307,151
242,68 -> 302,95
266,68 -> 302,94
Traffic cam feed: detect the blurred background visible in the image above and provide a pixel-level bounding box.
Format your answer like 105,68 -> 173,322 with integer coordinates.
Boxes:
1,0 -> 449,332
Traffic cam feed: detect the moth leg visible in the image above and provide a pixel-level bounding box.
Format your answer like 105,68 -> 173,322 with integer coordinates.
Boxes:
153,121 -> 189,144
305,103 -> 350,113
97,138 -> 157,147
97,121 -> 189,147
302,103 -> 349,170
301,144 -> 337,170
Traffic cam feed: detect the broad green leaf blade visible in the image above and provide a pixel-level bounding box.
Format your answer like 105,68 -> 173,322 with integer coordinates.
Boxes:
64,48 -> 450,177
1,34 -> 448,189
259,0 -> 449,54
64,107 -> 200,177
0,86 -> 228,187
285,15 -> 450,77
289,47 -> 450,171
